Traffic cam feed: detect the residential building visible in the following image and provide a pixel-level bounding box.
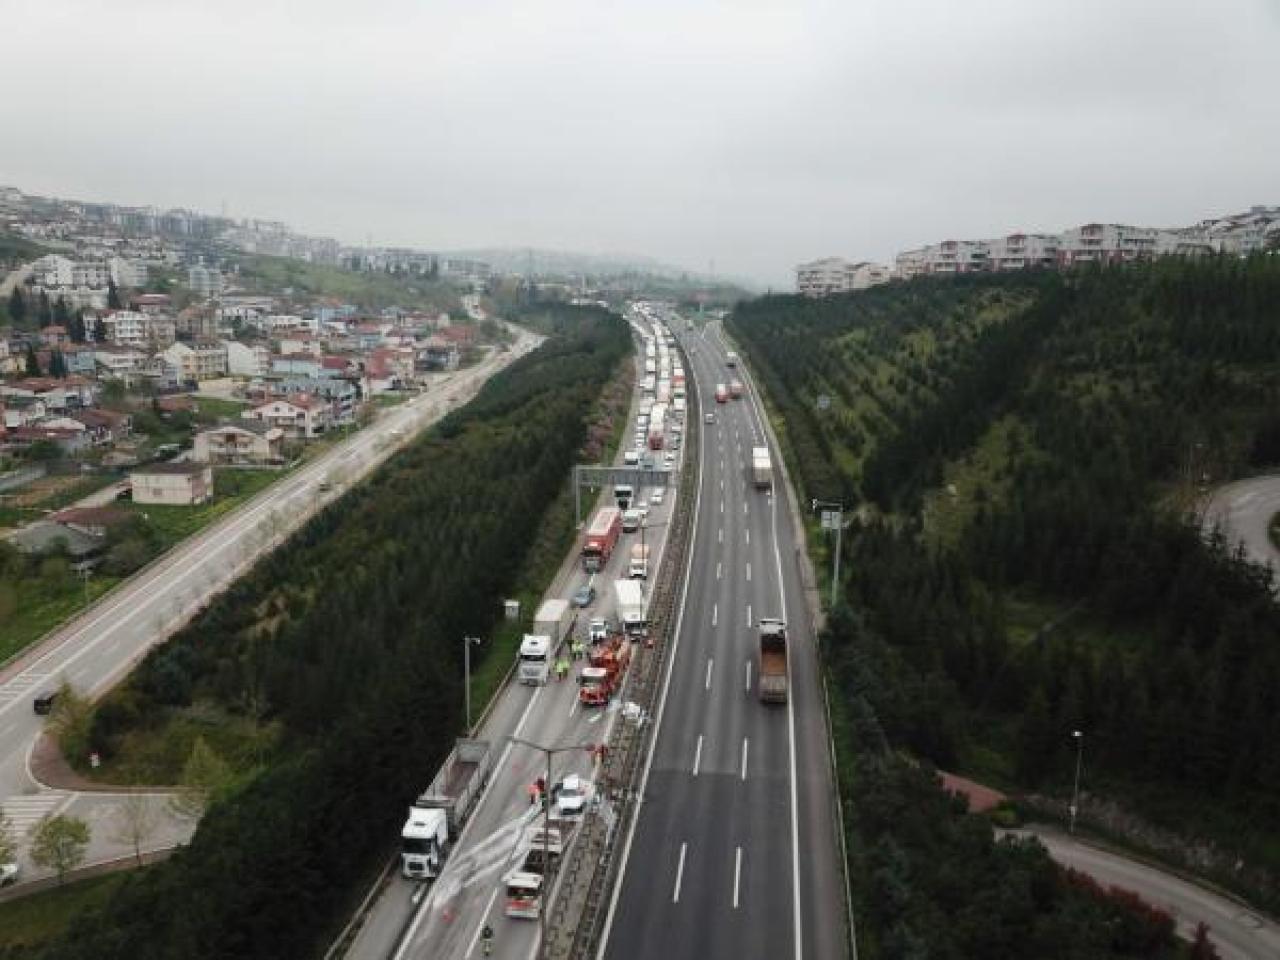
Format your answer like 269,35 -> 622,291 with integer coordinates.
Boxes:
129,461 -> 214,505
271,354 -> 325,378
1057,223 -> 1157,267
99,310 -> 148,347
187,263 -> 223,297
193,420 -> 284,464
795,258 -> 854,297
176,306 -> 219,340
223,339 -> 271,377
242,394 -> 332,439
130,293 -> 171,315
71,408 -> 132,445
108,257 -> 148,288
61,344 -> 98,375
94,345 -> 148,376
277,333 -> 322,357
986,233 -> 1060,271
163,339 -> 228,381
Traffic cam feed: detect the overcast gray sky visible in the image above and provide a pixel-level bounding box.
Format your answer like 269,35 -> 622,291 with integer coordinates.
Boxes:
2,0 -> 1278,286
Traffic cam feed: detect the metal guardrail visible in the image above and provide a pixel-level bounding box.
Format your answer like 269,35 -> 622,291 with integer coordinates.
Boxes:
543,344 -> 702,960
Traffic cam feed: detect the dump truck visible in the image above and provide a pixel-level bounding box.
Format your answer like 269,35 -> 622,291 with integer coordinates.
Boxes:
401,738 -> 493,879
758,618 -> 789,704
752,446 -> 772,489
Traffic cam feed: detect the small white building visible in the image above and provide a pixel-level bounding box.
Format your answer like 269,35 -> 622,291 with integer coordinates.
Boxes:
129,462 -> 214,506
223,340 -> 271,377
242,394 -> 332,439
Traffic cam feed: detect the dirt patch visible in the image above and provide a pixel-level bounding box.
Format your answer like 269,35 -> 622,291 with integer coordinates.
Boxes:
7,476 -> 84,507
940,771 -> 1006,813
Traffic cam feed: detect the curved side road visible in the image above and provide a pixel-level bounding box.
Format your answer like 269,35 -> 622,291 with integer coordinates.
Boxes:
1201,474 -> 1280,585
1015,827 -> 1280,960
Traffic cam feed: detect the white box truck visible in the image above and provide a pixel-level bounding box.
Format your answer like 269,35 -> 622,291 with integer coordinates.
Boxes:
752,446 -> 772,489
629,543 -> 650,579
615,579 -> 647,637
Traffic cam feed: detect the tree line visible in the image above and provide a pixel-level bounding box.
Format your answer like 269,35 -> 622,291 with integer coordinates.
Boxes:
25,306 -> 630,960
731,257 -> 1280,949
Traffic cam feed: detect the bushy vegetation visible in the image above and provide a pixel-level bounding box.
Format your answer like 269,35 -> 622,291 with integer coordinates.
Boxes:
29,306 -> 629,959
233,252 -> 461,313
731,256 -> 1280,946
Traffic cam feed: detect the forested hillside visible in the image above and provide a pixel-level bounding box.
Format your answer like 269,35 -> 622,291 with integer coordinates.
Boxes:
27,307 -> 629,960
730,257 -> 1280,950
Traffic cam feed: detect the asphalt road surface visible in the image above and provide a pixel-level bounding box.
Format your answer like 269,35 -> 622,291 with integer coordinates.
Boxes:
1201,475 -> 1280,585
599,318 -> 847,960
1019,827 -> 1280,960
0,332 -> 539,883
347,314 -> 682,960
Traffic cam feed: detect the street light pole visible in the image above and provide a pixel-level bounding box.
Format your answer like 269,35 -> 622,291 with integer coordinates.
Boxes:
1069,729 -> 1084,834
463,636 -> 481,733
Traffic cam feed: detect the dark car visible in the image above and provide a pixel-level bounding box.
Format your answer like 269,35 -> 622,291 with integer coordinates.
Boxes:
33,690 -> 58,715
571,584 -> 597,608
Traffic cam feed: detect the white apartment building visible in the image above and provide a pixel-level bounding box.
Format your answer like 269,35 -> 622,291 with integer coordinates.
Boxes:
796,258 -> 893,297
99,310 -> 148,347
1057,223 -> 1158,267
985,233 -> 1060,271
265,314 -> 318,334
223,339 -> 271,377
242,394 -> 332,439
162,339 -> 228,381
94,346 -> 147,375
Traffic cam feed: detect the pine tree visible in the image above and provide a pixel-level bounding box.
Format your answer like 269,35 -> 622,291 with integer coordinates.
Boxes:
53,296 -> 71,327
7,287 -> 26,327
107,278 -> 122,309
24,343 -> 41,377
37,290 -> 52,326
49,351 -> 68,378
69,310 -> 87,344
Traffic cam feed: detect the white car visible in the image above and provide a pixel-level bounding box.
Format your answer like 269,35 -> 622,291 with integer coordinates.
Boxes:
664,452 -> 676,467
704,413 -> 715,424
552,775 -> 593,818
1,861 -> 18,887
589,618 -> 608,644
649,489 -> 665,506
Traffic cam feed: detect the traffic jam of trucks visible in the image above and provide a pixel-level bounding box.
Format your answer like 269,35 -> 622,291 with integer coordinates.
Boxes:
396,308 -> 701,936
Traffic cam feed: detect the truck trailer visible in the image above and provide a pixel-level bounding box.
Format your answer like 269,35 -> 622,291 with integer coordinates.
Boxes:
581,506 -> 622,571
400,738 -> 493,879
758,618 -> 789,703
751,446 -> 772,489
628,542 -> 650,579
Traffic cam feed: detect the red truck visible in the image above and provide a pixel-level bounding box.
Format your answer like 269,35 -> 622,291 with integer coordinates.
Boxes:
579,635 -> 631,706
581,506 -> 622,572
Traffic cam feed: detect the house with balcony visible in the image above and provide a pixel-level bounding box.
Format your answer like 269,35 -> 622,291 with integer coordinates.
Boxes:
242,393 -> 332,439
193,420 -> 284,464
162,339 -> 228,382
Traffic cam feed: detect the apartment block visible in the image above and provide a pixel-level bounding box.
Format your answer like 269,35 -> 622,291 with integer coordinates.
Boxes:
795,258 -> 893,297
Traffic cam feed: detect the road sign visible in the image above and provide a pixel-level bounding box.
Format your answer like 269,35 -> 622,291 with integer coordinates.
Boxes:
821,510 -> 841,531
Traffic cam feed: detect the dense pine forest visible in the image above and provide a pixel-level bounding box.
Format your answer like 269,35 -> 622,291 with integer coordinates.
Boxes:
729,256 -> 1280,955
19,307 -> 629,960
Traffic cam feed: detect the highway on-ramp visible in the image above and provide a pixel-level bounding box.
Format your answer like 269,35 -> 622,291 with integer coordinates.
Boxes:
599,317 -> 848,960
1201,475 -> 1280,586
0,332 -> 540,883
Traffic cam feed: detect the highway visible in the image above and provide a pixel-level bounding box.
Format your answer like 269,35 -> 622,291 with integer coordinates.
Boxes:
346,312 -> 684,959
599,318 -> 847,960
0,331 -> 540,883
1017,827 -> 1280,960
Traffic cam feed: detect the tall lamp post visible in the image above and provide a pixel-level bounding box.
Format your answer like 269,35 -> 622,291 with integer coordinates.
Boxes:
462,636 -> 482,733
507,735 -> 597,960
810,499 -> 845,609
1069,729 -> 1084,834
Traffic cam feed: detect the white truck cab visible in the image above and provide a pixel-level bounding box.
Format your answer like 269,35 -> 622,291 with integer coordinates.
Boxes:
518,634 -> 551,684
400,806 -> 449,879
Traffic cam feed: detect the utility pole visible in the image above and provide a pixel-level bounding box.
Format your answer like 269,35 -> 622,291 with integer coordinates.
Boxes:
463,636 -> 482,733
1069,729 -> 1084,834
507,735 -> 597,959
811,499 -> 846,609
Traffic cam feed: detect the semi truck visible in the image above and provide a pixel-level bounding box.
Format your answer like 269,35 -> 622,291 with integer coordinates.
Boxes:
629,542 -> 650,579
582,506 -> 622,571
534,598 -> 574,648
519,634 -> 551,684
614,484 -> 634,509
400,738 -> 493,879
758,619 -> 788,703
614,579 -> 648,637
751,446 -> 772,489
